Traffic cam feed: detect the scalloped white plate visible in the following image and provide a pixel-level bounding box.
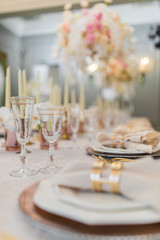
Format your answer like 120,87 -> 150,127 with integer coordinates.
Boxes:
34,179 -> 160,226
92,145 -> 144,155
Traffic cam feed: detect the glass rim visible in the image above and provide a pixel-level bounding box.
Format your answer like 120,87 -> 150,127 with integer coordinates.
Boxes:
11,96 -> 35,100
37,106 -> 65,111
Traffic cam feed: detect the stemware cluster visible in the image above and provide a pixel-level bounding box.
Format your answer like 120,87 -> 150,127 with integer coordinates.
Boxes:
10,97 -> 65,177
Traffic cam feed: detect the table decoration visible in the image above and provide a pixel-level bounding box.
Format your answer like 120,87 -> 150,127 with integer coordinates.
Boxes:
51,157 -> 160,212
36,71 -> 40,104
61,77 -> 70,140
49,77 -> 53,104
100,131 -> 160,154
67,103 -> 80,148
19,182 -> 160,240
39,128 -> 58,150
0,107 -> 20,151
85,146 -> 160,159
0,106 -> 11,128
57,2 -> 139,113
96,117 -> 160,154
71,89 -> 76,104
33,101 -> 59,148
10,97 -> 38,177
5,66 -> 11,110
22,69 -> 27,97
37,106 -> 65,174
18,69 -> 23,97
84,107 -> 98,143
4,115 -> 20,151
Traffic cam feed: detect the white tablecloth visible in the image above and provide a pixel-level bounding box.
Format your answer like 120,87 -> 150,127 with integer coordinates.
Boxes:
0,136 -> 93,240
1,136 -> 160,240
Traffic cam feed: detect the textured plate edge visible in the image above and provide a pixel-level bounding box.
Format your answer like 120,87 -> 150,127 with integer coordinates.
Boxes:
18,182 -> 160,240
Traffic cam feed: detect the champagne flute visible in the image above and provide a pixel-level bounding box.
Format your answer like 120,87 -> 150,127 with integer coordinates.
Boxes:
84,107 -> 98,144
37,107 -> 65,174
68,104 -> 80,148
10,97 -> 38,177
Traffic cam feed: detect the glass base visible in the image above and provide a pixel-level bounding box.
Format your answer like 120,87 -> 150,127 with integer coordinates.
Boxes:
39,165 -> 57,174
9,168 -> 38,177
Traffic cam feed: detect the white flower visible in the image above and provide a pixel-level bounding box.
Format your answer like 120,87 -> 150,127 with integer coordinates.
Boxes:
33,103 -> 45,119
3,113 -> 15,131
0,107 -> 11,128
33,101 -> 53,122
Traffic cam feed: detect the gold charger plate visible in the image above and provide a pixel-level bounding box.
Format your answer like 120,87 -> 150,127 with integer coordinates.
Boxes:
19,182 -> 160,239
86,147 -> 160,159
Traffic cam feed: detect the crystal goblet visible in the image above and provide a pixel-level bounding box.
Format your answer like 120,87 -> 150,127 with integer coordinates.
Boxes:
37,107 -> 65,174
68,104 -> 80,148
10,97 -> 38,177
84,107 -> 98,144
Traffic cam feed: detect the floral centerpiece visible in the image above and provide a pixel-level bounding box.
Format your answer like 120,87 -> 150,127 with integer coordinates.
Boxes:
106,56 -> 139,83
58,3 -> 138,84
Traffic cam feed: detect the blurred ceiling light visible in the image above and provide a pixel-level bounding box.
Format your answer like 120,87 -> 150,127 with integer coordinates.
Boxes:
139,57 -> 150,83
139,57 -> 150,73
86,63 -> 98,73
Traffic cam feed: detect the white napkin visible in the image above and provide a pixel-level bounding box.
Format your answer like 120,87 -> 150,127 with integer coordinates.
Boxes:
97,131 -> 160,154
53,158 -> 160,212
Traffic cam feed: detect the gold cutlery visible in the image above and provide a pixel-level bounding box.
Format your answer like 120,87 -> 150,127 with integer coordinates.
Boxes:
92,154 -> 134,163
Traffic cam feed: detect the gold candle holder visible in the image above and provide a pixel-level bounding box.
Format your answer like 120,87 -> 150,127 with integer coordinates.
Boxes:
61,110 -> 70,140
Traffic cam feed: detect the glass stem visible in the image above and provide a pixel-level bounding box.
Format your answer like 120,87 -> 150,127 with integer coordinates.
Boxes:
88,131 -> 93,144
49,142 -> 55,167
20,144 -> 27,171
73,132 -> 77,147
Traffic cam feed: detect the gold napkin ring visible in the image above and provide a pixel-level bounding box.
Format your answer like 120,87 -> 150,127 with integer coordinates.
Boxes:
109,162 -> 123,194
90,160 -> 106,191
90,160 -> 122,193
112,135 -> 125,149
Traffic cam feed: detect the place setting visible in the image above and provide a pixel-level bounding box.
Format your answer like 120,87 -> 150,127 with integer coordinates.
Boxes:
1,0 -> 160,240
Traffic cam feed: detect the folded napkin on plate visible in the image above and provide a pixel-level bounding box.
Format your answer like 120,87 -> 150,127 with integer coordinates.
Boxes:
53,158 -> 160,212
97,130 -> 160,154
113,118 -> 154,135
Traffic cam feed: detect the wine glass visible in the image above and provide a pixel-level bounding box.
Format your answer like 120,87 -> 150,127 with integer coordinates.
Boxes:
37,107 -> 65,174
68,104 -> 80,148
10,97 -> 38,177
84,107 -> 98,144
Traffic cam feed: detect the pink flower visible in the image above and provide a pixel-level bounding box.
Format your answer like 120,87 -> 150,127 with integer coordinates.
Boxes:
94,21 -> 102,30
86,23 -> 95,32
94,12 -> 103,21
82,9 -> 89,16
117,59 -> 127,68
86,33 -> 97,44
61,22 -> 70,33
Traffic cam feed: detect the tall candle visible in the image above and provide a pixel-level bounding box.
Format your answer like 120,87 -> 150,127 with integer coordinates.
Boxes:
80,80 -> 86,111
49,77 -> 53,103
71,89 -> 76,104
58,87 -> 62,106
22,70 -> 27,97
18,69 -> 23,97
64,77 -> 69,108
36,71 -> 40,103
5,67 -> 11,110
53,85 -> 57,106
